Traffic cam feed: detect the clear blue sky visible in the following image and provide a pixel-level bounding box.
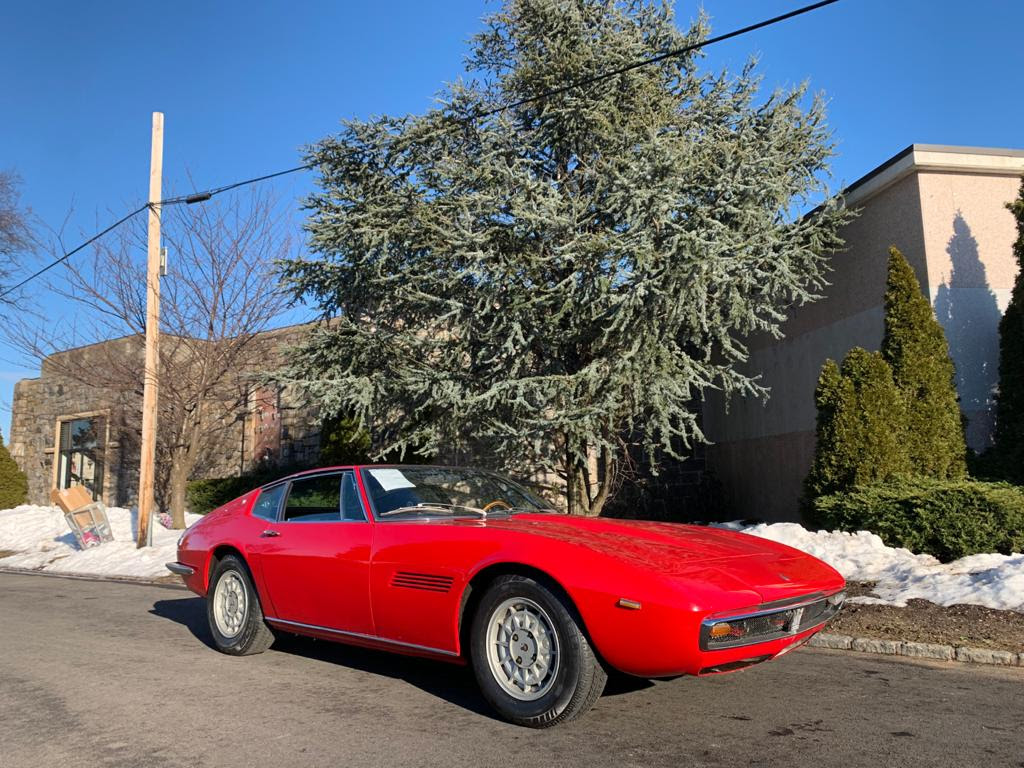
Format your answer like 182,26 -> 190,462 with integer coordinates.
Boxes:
2,0 -> 1022,434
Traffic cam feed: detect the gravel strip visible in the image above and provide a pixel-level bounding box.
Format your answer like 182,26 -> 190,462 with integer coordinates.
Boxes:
831,582 -> 1024,653
809,580 -> 1024,667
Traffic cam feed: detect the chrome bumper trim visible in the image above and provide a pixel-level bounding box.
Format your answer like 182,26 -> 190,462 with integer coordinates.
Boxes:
699,591 -> 846,651
165,562 -> 196,576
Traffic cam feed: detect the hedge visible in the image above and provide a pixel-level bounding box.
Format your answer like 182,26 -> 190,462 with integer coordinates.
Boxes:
186,463 -> 313,515
809,478 -> 1024,562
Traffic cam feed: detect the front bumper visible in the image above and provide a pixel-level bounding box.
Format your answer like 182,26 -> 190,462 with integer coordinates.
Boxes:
166,562 -> 196,576
699,591 -> 846,651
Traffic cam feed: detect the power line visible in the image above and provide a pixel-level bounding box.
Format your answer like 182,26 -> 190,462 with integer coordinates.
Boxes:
0,204 -> 149,301
164,0 -> 840,206
4,0 -> 841,300
472,0 -> 840,120
161,162 -> 317,206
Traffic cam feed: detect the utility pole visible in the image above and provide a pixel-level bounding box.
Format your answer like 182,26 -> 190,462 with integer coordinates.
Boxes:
136,112 -> 163,548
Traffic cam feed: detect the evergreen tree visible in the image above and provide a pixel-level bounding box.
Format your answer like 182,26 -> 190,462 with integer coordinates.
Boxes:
881,246 -> 967,478
0,429 -> 28,510
279,0 -> 847,515
993,178 -> 1024,482
803,348 -> 911,506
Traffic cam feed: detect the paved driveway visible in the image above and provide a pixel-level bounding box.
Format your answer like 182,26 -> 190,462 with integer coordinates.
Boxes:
1,572 -> 1021,767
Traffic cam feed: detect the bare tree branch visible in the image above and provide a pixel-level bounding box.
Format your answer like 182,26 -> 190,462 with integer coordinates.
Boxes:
2,187 -> 299,526
0,170 -> 39,307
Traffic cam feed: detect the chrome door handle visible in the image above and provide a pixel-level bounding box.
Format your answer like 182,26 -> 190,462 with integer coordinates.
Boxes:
260,530 -> 280,538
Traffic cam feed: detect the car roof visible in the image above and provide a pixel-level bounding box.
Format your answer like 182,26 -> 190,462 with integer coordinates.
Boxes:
267,463 -> 487,485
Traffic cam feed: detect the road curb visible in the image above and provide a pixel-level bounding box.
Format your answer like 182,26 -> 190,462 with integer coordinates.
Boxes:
0,566 -> 186,590
809,632 -> 1024,667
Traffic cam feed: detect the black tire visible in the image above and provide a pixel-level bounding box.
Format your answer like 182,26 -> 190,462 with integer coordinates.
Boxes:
470,575 -> 607,728
206,554 -> 275,656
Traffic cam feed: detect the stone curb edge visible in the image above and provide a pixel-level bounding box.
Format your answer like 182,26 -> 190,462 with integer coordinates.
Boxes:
0,566 -> 186,589
808,632 -> 1023,667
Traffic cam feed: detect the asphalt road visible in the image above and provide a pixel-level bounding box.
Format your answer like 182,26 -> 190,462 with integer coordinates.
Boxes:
1,572 -> 1022,768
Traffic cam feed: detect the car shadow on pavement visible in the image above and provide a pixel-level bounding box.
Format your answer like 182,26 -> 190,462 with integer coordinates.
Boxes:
150,595 -> 654,719
150,596 -> 494,718
151,596 -> 218,648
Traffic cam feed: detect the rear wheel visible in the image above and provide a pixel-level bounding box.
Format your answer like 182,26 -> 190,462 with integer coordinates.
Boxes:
470,575 -> 607,727
207,554 -> 275,655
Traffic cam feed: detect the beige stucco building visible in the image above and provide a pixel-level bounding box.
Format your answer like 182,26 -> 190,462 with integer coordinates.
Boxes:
703,144 -> 1024,522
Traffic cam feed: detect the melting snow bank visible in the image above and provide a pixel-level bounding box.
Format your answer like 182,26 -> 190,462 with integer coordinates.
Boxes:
719,521 -> 1024,613
2,503 -> 1022,609
0,504 -> 201,580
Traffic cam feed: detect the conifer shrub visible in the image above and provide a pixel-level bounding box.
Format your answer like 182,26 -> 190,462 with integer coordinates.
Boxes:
810,478 -> 1024,562
0,429 -> 29,510
882,247 -> 967,478
802,348 -> 910,505
993,178 -> 1024,483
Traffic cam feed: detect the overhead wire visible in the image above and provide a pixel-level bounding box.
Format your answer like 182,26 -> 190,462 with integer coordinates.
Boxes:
0,204 -> 149,300
0,0 -> 840,302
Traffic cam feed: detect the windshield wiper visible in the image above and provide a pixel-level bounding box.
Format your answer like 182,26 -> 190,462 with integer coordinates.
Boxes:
379,503 -> 489,518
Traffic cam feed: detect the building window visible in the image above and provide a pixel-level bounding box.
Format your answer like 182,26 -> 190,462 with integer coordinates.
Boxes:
57,417 -> 105,500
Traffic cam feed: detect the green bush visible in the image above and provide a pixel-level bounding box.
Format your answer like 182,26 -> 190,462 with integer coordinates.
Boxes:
0,429 -> 29,510
882,247 -> 967,478
186,476 -> 255,515
318,414 -> 372,466
186,462 -> 313,514
803,348 -> 911,505
810,478 -> 1024,562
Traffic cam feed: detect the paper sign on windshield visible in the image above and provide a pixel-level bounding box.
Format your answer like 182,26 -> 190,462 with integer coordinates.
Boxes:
368,468 -> 416,492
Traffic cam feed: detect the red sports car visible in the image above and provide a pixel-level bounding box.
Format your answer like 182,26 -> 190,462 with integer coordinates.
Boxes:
168,465 -> 845,727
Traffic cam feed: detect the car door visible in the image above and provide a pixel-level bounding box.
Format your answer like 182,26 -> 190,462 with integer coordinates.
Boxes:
249,471 -> 373,635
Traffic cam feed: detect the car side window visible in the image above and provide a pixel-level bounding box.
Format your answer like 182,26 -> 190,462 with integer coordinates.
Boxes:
252,484 -> 285,522
340,471 -> 366,522
283,474 -> 342,522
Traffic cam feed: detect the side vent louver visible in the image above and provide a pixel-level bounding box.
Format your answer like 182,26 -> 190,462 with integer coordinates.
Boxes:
391,571 -> 454,593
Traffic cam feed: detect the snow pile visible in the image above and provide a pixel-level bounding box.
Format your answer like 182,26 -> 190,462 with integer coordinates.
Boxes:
0,504 -> 200,579
3,502 -> 1022,610
724,521 -> 1024,613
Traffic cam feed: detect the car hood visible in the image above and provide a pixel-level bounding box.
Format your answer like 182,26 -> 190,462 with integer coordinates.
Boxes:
482,514 -> 844,603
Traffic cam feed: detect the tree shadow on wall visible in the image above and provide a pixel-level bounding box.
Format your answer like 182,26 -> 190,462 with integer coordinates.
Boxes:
932,213 -> 1002,450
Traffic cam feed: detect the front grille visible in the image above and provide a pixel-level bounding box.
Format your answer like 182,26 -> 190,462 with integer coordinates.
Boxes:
797,597 -> 832,628
699,592 -> 845,651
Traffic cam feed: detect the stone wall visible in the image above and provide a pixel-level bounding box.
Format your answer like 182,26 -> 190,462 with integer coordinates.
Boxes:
9,348 -> 139,507
8,324 -> 324,509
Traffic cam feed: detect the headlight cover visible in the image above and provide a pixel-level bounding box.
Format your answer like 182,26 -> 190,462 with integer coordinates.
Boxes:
700,592 -> 845,651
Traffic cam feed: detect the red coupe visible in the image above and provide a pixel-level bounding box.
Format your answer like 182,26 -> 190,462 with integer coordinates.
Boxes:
168,465 -> 845,727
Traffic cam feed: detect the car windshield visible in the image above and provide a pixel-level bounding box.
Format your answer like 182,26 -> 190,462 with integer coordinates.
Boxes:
361,467 -> 550,520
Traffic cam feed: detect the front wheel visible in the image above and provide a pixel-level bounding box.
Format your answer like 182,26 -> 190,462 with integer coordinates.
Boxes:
207,554 -> 275,655
470,575 -> 607,727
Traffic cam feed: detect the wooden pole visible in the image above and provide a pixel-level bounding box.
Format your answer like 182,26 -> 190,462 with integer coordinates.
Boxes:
136,112 -> 163,548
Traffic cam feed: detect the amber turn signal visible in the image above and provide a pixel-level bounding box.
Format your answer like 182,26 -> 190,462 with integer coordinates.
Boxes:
709,622 -> 733,639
